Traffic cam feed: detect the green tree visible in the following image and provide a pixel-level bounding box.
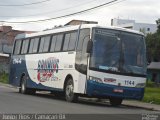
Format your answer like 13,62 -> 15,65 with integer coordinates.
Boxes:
146,19 -> 160,62
156,18 -> 160,33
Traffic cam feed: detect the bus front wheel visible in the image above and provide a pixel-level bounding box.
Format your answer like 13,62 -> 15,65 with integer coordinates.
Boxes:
65,78 -> 78,102
109,97 -> 123,106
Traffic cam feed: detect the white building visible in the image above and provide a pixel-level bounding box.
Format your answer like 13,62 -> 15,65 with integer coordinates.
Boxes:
111,18 -> 157,35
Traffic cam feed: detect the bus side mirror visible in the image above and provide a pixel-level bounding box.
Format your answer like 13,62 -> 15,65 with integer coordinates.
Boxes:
87,40 -> 93,53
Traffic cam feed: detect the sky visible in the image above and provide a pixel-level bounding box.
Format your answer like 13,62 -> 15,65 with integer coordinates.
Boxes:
0,0 -> 160,31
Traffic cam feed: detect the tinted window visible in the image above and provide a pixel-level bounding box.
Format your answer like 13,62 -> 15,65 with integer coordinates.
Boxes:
21,40 -> 26,54
21,39 -> 29,54
77,29 -> 90,51
14,40 -> 22,55
50,35 -> 57,52
68,32 -> 77,51
55,34 -> 63,52
43,36 -> 51,52
32,38 -> 39,53
63,33 -> 70,51
75,28 -> 90,74
29,39 -> 34,53
82,35 -> 90,54
23,39 -> 29,54
39,37 -> 45,52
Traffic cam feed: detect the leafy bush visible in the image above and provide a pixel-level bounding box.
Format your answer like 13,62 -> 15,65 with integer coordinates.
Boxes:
0,72 -> 9,84
146,80 -> 155,87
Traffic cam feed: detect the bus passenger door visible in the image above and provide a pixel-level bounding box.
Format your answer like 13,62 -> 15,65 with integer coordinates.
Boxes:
75,28 -> 90,93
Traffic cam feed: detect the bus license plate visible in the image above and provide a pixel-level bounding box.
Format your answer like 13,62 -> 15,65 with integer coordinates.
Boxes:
113,89 -> 123,93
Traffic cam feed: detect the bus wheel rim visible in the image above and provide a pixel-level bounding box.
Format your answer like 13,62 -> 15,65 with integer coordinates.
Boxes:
22,81 -> 25,92
66,84 -> 73,98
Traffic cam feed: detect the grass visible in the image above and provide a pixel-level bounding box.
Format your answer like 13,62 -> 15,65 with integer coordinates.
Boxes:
146,80 -> 155,87
0,73 -> 9,84
143,87 -> 160,104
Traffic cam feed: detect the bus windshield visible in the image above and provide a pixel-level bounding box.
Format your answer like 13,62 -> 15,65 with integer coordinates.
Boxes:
90,28 -> 146,76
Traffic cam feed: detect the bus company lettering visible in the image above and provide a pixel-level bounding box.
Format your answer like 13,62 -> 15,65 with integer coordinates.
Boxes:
37,57 -> 59,82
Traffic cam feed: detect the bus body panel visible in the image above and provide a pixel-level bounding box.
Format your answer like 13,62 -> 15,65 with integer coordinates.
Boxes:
87,70 -> 146,100
86,80 -> 144,100
9,55 -> 26,86
10,52 -> 87,94
88,70 -> 146,87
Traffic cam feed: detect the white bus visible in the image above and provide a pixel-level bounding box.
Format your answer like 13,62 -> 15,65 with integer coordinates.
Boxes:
9,24 -> 146,106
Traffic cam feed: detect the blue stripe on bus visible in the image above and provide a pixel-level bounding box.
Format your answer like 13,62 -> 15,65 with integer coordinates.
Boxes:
86,80 -> 144,100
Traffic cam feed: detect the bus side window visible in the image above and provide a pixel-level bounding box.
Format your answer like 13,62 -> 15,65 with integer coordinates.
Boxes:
39,37 -> 45,53
50,35 -> 57,52
21,40 -> 26,54
68,32 -> 77,51
14,40 -> 22,55
21,39 -> 29,54
55,34 -> 63,52
29,38 -> 35,53
63,33 -> 70,51
77,32 -> 84,51
32,38 -> 39,53
43,36 -> 51,52
23,39 -> 29,54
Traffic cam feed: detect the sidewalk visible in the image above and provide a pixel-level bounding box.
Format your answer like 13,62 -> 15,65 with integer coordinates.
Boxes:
80,97 -> 160,111
123,100 -> 160,111
0,82 -> 13,88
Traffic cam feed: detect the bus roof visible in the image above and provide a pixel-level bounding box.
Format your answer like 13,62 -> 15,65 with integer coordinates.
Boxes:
22,24 -> 144,39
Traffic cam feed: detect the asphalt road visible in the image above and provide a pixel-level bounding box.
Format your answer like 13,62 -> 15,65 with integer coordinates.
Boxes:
0,85 -> 159,120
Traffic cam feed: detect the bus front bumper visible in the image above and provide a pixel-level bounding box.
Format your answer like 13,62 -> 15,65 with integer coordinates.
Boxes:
86,80 -> 145,100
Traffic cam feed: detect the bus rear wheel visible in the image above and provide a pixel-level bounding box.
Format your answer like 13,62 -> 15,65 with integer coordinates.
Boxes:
109,97 -> 123,106
19,76 -> 35,94
65,78 -> 78,102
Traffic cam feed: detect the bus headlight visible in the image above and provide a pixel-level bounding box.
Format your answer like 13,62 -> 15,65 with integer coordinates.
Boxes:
135,83 -> 146,88
89,76 -> 103,83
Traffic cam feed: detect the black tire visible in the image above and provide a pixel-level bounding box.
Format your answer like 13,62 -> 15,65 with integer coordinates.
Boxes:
109,98 -> 123,106
19,75 -> 35,94
65,78 -> 78,102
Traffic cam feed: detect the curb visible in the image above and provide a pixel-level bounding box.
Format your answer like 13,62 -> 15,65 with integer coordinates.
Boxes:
0,82 -> 15,88
81,98 -> 160,111
122,103 -> 156,111
122,101 -> 160,111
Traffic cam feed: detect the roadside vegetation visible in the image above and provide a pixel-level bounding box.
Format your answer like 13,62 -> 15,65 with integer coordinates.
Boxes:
143,81 -> 160,104
146,18 -> 160,62
143,18 -> 160,105
0,72 -> 9,84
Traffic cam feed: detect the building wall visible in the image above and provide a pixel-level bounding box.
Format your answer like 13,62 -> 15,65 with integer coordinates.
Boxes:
0,26 -> 35,53
111,18 -> 157,35
147,69 -> 160,83
111,18 -> 135,26
65,20 -> 98,26
133,23 -> 157,34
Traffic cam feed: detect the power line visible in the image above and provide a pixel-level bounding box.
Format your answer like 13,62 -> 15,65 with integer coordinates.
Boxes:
0,0 -> 124,24
0,0 -> 98,18
0,0 -> 52,6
